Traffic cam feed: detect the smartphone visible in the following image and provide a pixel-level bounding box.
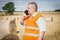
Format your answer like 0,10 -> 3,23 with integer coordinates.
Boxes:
24,10 -> 29,15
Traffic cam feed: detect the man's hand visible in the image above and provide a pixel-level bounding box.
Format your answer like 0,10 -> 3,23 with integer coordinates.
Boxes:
20,13 -> 30,25
39,32 -> 45,40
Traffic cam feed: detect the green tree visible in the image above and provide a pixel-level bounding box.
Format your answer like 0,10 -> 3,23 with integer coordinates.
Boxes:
2,2 -> 15,15
55,9 -> 60,12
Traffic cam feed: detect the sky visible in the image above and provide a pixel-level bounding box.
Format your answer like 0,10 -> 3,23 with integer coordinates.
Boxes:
0,0 -> 60,11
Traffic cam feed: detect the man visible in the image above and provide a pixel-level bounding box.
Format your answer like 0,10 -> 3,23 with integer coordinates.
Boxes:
20,2 -> 46,40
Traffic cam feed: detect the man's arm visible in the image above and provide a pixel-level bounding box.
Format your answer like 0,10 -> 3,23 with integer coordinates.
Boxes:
36,17 -> 46,40
20,10 -> 30,25
39,32 -> 45,40
20,12 -> 28,25
20,16 -> 25,25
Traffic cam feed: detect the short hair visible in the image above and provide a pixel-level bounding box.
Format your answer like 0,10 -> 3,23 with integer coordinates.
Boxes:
28,2 -> 37,11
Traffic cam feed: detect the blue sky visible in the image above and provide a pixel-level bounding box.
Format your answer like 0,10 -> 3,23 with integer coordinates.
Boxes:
0,0 -> 60,11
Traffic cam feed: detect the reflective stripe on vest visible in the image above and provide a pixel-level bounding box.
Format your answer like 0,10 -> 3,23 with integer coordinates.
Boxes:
26,26 -> 38,30
25,26 -> 39,35
24,32 -> 39,36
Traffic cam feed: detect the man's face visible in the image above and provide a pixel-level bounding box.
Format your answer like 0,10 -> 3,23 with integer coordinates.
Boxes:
27,4 -> 36,15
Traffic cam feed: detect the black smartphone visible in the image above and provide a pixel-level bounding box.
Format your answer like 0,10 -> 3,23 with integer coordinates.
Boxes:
24,10 -> 29,15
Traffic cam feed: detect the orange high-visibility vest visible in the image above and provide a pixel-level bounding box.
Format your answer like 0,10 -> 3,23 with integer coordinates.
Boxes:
23,13 -> 42,40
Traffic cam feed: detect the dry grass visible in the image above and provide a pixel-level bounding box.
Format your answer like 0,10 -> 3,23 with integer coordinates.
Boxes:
41,12 -> 60,40
0,12 -> 60,40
